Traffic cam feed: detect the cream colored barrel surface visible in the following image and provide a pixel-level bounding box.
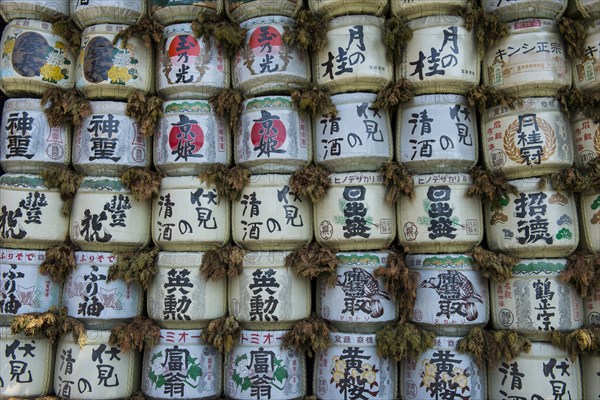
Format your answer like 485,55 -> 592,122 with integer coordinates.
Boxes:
483,19 -> 570,96
401,336 -> 487,400
150,0 -> 222,25
317,252 -> 397,333
0,327 -> 54,399
481,97 -> 574,179
490,259 -> 583,340
406,254 -> 489,336
488,342 -> 582,399
583,356 -> 600,400
157,23 -> 229,100
391,0 -> 466,19
0,19 -> 75,97
155,99 -> 231,176
580,189 -> 600,253
315,16 -> 392,94
584,286 -> 600,327
397,94 -> 478,174
76,24 -> 153,100
571,0 -> 600,18
142,329 -> 222,399
236,96 -> 311,173
229,251 -> 311,329
0,98 -> 71,173
0,248 -> 60,323
147,252 -> 227,328
0,0 -> 69,22
310,0 -> 387,17
70,176 -> 151,251
398,16 -> 479,95
315,172 -> 396,251
571,112 -> 600,167
397,174 -> 483,253
315,93 -> 392,172
53,329 -> 141,399
485,178 -> 579,257
225,0 -> 301,22
232,174 -> 313,250
0,174 -> 68,250
73,101 -> 151,176
233,16 -> 310,96
483,0 -> 567,21
573,19 -> 600,91
314,332 -> 397,400
225,330 -> 306,399
71,0 -> 146,29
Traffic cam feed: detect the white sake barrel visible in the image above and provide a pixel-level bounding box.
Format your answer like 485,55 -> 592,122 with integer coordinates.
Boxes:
0,326 -> 54,398
73,101 -> 151,176
315,16 -> 392,94
232,174 -> 312,251
483,19 -> 570,96
483,0 -> 567,21
584,286 -> 600,327
397,174 -> 484,253
572,112 -> 600,168
485,178 -> 579,257
573,20 -> 600,92
229,251 -> 310,329
490,259 -> 583,340
0,174 -> 69,250
0,0 -> 69,22
150,0 -> 222,25
314,332 -> 397,400
0,98 -> 71,173
0,248 -> 61,324
147,252 -> 227,328
71,0 -> 146,29
236,96 -> 311,173
225,330 -> 306,399
580,189 -> 600,253
488,342 -> 582,399
142,329 -> 222,399
225,0 -> 301,22
570,0 -> 600,18
398,16 -> 479,95
54,329 -> 141,399
406,254 -> 489,336
152,176 -> 230,251
401,336 -> 487,400
309,0 -> 387,17
70,176 -> 151,251
481,97 -> 574,179
397,94 -> 478,174
391,0 -> 467,19
233,16 -> 310,96
0,19 -> 76,96
76,24 -> 153,100
317,251 -> 397,333
157,23 -> 230,100
155,99 -> 231,176
583,356 -> 600,400
315,172 -> 396,251
315,92 -> 393,172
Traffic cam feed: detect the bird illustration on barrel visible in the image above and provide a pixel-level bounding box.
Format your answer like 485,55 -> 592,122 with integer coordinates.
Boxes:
336,267 -> 390,318
420,270 -> 483,321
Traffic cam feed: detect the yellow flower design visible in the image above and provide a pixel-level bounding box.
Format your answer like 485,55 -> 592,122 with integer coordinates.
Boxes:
452,372 -> 468,389
422,373 -> 436,387
332,370 -> 344,383
55,41 -> 65,50
3,38 -> 15,55
423,361 -> 437,377
107,65 -> 132,83
40,63 -> 64,82
361,364 -> 377,385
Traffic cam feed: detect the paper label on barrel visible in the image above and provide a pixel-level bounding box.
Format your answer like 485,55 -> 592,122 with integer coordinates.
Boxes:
0,261 -> 60,316
572,117 -> 600,167
585,287 -> 600,327
0,334 -> 52,396
580,191 -> 600,253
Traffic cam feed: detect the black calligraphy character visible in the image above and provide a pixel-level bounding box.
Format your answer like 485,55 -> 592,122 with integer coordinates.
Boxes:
253,110 -> 285,157
171,115 -> 203,161
241,192 -> 262,217
19,191 -> 48,224
0,206 -> 27,239
342,186 -> 370,239
5,112 -> 34,159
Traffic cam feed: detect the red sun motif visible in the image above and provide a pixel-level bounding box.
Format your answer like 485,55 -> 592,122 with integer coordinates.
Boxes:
168,35 -> 200,59
169,124 -> 204,154
251,118 -> 287,151
249,26 -> 282,50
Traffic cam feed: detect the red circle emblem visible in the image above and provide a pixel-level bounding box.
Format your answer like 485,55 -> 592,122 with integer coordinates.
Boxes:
168,35 -> 200,58
169,123 -> 204,154
248,26 -> 282,50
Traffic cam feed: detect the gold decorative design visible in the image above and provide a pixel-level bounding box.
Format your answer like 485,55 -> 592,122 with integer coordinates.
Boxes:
594,127 -> 600,155
503,116 -> 557,164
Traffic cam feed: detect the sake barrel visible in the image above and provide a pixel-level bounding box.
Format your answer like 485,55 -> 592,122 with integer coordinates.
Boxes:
572,112 -> 600,168
569,0 -> 600,19
485,178 -> 579,257
76,24 -> 153,100
150,0 -> 221,25
225,0 -> 301,22
397,174 -> 483,253
225,330 -> 306,399
309,0 -> 387,18
316,251 -> 397,333
233,16 -> 310,96
572,20 -> 600,92
155,99 -> 231,176
398,16 -> 479,95
53,329 -> 141,399
583,356 -> 600,400
0,0 -> 69,22
0,174 -> 69,250
488,342 -> 582,398
315,92 -> 393,172
152,176 -> 230,251
315,172 -> 396,251
0,19 -> 76,96
0,248 -> 61,324
71,0 -> 146,29
483,19 -> 570,96
314,332 -> 397,400
483,0 -> 567,21
397,94 -> 478,173
401,336 -> 487,400
232,174 -> 312,250
142,329 -> 222,399
236,96 -> 311,173
70,176 -> 151,251
147,251 -> 227,328
490,259 -> 583,339
584,286 -> 600,326
0,326 -> 54,398
390,0 -> 466,19
406,254 -> 489,336
157,23 -> 229,99
72,101 -> 151,176
229,251 -> 310,329
580,189 -> 600,253
0,98 -> 71,173
481,97 -> 574,179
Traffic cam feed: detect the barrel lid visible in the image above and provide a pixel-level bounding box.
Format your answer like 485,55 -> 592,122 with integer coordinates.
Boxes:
88,101 -> 128,114
158,251 -> 204,267
336,252 -> 388,267
163,22 -> 195,36
163,99 -> 213,114
160,175 -> 215,190
512,258 -> 567,275
243,174 -> 292,187
0,173 -> 49,189
406,254 -> 475,269
243,251 -> 290,267
240,15 -> 294,29
242,96 -> 294,111
329,15 -> 385,27
412,173 -> 472,186
402,93 -> 467,107
408,15 -> 465,29
3,98 -> 46,110
507,177 -> 568,192
78,176 -> 129,192
330,92 -> 378,104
